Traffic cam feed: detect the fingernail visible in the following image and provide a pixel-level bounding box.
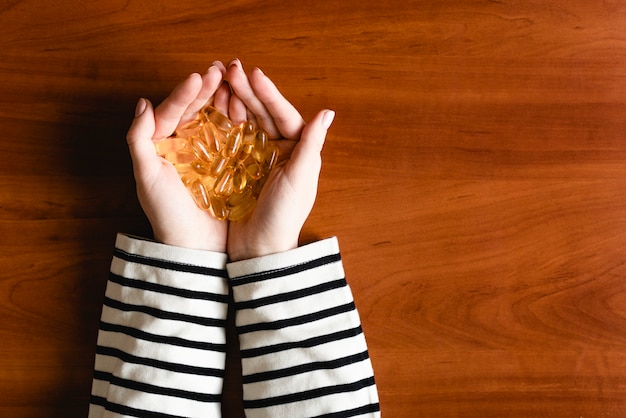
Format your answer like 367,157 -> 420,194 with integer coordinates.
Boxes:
229,58 -> 242,69
135,98 -> 147,117
322,110 -> 335,129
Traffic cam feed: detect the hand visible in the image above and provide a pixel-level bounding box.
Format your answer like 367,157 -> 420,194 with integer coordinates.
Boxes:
126,63 -> 231,252
225,60 -> 335,261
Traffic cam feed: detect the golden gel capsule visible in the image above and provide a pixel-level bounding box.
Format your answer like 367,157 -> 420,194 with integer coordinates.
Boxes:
263,143 -> 279,172
201,123 -> 222,155
166,150 -> 196,165
223,125 -> 243,158
245,160 -> 263,180
191,160 -> 209,176
209,192 -> 228,220
155,136 -> 186,156
236,142 -> 254,162
209,155 -> 229,177
191,137 -> 212,163
233,164 -> 248,193
190,180 -> 210,210
214,167 -> 234,197
228,196 -> 256,221
252,130 -> 268,162
205,108 -> 233,132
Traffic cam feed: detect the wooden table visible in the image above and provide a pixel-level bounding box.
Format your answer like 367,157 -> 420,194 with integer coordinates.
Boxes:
1,0 -> 625,416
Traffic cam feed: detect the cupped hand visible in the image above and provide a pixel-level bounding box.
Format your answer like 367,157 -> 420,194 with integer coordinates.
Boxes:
126,64 -> 231,252
225,61 -> 335,261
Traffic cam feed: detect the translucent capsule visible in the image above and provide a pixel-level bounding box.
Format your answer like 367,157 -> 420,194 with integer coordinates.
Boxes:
223,125 -> 243,158
233,164 -> 248,193
209,155 -> 229,177
263,143 -> 279,172
165,150 -> 196,165
209,192 -> 228,220
191,136 -> 212,163
227,185 -> 253,207
236,142 -> 254,162
201,123 -> 222,155
191,160 -> 209,176
190,180 -> 210,210
228,196 -> 256,221
175,120 -> 202,138
214,167 -> 234,197
253,130 -> 268,162
245,160 -> 263,180
155,136 -> 187,156
205,108 -> 233,132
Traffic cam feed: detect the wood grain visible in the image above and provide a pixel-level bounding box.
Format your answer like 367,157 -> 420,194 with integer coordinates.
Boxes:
1,0 -> 625,416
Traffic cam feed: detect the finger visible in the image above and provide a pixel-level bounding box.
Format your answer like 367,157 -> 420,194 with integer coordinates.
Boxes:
127,98 -> 158,176
286,109 -> 334,178
226,61 -> 280,138
229,93 -> 248,124
180,65 -> 223,123
249,67 -> 305,140
213,81 -> 231,116
153,73 -> 203,139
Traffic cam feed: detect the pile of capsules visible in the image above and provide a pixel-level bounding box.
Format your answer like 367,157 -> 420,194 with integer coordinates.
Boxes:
155,105 -> 279,221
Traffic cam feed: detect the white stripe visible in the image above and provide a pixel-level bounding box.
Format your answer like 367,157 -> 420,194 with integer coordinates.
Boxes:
243,358 -> 374,400
104,280 -> 227,322
241,334 -> 367,376
97,330 -> 225,368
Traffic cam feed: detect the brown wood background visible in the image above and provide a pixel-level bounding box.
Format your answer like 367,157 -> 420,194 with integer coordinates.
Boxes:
1,0 -> 626,416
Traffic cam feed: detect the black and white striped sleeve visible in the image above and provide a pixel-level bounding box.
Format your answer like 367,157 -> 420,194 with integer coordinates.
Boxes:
89,233 -> 230,418
227,237 -> 380,418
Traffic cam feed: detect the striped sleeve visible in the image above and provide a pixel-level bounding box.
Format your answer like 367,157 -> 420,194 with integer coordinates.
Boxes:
227,237 -> 380,418
89,233 -> 230,418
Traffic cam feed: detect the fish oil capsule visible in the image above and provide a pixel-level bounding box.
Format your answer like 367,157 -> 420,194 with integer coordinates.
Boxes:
236,142 -> 254,162
201,123 -> 222,155
205,108 -> 233,132
191,136 -> 212,163
228,196 -> 256,221
209,192 -> 228,220
223,124 -> 243,158
227,185 -> 253,207
232,163 -> 247,193
191,160 -> 210,176
190,180 -> 210,210
166,150 -> 196,165
209,155 -> 229,177
214,167 -> 234,197
252,131 -> 268,162
245,160 -> 263,180
175,119 -> 202,138
263,143 -> 279,172
155,136 -> 187,156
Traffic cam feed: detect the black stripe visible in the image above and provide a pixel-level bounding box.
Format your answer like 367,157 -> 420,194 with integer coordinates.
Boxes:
96,345 -> 224,378
243,376 -> 376,409
231,253 -> 342,286
314,403 -> 381,418
114,247 -> 227,278
90,395 -> 189,418
240,326 -> 363,358
99,321 -> 226,352
104,297 -> 226,328
242,350 -> 371,384
93,370 -> 221,403
109,272 -> 229,303
237,302 -> 355,334
235,279 -> 347,310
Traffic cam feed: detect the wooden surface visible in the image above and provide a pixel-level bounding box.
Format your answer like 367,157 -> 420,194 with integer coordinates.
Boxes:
1,0 -> 626,416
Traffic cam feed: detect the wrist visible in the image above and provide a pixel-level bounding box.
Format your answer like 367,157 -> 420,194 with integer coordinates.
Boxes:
154,229 -> 227,253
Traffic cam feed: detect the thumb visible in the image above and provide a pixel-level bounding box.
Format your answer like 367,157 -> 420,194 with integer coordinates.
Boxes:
288,109 -> 335,174
126,98 -> 158,175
